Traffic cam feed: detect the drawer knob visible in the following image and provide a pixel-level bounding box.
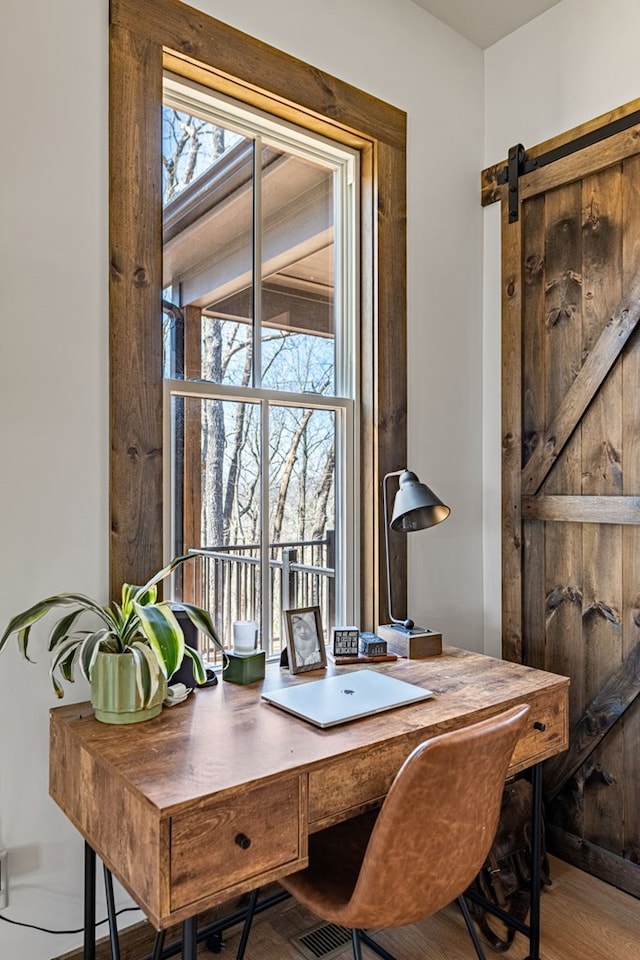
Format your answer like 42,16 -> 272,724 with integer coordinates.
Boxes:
235,833 -> 252,850
533,721 -> 546,731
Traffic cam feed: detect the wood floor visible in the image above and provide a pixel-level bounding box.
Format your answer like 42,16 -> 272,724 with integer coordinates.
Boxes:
214,858 -> 639,960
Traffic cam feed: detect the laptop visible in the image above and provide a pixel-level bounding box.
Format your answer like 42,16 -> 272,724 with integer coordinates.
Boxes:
261,669 -> 434,728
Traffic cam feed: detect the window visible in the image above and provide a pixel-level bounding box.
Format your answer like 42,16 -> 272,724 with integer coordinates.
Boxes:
161,79 -> 358,653
109,0 -> 407,638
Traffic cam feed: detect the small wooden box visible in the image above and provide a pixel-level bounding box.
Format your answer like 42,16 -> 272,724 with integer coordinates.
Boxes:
376,625 -> 442,659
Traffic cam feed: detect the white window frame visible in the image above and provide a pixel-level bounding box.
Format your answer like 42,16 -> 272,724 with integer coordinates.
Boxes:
162,77 -> 360,650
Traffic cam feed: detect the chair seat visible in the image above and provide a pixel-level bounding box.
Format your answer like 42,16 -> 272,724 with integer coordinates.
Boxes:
281,809 -> 380,926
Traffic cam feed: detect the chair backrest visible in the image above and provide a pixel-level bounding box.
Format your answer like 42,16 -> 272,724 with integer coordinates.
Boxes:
348,704 -> 530,929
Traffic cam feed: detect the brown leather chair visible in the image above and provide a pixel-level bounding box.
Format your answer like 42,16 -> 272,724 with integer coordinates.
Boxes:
238,703 -> 529,960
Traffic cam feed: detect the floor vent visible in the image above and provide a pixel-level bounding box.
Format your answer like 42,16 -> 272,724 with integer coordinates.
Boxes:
290,920 -> 352,960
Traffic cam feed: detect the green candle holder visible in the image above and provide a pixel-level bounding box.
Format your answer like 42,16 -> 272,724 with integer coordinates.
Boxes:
223,650 -> 266,685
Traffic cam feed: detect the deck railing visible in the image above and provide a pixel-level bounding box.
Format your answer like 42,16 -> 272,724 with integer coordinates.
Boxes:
184,532 -> 335,661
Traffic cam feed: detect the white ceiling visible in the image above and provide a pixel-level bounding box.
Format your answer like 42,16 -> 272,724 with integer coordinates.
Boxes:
411,0 -> 562,49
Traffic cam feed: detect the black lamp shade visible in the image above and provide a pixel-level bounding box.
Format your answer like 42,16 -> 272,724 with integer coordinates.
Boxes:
390,470 -> 450,532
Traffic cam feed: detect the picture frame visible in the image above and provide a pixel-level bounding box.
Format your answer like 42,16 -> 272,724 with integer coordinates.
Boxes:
284,606 -> 327,674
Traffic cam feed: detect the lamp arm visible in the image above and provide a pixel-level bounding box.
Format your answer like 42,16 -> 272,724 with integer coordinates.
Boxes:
383,471 -> 414,630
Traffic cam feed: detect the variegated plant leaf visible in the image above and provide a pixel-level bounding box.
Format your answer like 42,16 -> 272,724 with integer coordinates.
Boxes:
182,644 -> 207,684
133,601 -> 184,679
122,582 -> 157,616
78,629 -> 112,682
49,636 -> 84,697
48,609 -> 84,651
170,602 -> 228,668
2,593 -> 115,661
137,553 -> 192,598
130,640 -> 162,706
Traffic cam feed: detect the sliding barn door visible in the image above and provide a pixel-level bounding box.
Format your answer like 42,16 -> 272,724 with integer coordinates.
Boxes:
483,103 -> 640,897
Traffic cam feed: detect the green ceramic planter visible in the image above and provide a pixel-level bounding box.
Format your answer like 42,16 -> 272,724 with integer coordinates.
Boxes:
91,651 -> 167,724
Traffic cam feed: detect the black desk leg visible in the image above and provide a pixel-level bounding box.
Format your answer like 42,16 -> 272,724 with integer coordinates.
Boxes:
525,761 -> 543,960
183,916 -> 198,959
83,843 -> 96,960
151,929 -> 166,960
103,865 -> 122,960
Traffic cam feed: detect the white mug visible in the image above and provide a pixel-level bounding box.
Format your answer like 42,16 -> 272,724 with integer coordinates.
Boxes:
233,620 -> 259,656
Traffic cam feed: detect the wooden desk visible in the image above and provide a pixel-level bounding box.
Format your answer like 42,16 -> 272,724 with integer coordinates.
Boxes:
49,647 -> 569,959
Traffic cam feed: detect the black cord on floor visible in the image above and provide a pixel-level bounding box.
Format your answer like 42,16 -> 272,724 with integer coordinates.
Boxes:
0,904 -> 141,935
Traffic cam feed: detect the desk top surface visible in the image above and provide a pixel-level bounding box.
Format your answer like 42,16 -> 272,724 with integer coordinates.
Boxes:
50,647 -> 569,816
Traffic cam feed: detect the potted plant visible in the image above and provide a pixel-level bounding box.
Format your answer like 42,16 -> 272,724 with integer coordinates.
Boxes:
0,554 -> 225,724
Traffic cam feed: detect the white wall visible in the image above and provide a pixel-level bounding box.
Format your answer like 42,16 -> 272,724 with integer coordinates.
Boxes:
0,0 -> 483,955
482,0 -> 640,656
0,1 -> 109,957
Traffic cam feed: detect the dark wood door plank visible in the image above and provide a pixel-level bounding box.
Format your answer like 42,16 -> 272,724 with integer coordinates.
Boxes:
544,641 -> 640,800
521,269 -> 640,496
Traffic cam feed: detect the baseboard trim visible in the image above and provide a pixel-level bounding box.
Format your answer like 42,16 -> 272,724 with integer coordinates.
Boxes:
548,826 -> 640,899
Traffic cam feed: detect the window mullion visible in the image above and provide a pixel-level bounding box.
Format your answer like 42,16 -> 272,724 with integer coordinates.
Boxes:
252,135 -> 262,389
254,137 -> 271,649
260,399 -> 272,652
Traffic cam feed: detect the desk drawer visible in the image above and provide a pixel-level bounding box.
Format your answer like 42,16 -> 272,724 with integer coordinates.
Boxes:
171,776 -> 302,911
509,688 -> 568,772
309,687 -> 568,827
309,738 -> 420,829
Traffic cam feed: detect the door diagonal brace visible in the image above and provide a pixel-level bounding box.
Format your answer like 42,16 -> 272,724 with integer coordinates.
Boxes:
521,270 -> 640,495
544,640 -> 640,800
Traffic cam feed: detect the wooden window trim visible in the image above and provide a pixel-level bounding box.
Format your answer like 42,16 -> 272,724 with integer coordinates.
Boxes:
109,0 -> 407,628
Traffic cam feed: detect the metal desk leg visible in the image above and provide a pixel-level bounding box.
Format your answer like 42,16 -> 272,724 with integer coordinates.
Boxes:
103,865 -> 122,960
235,887 -> 259,960
525,762 -> 543,960
151,929 -> 166,960
183,916 -> 198,960
84,843 -> 96,960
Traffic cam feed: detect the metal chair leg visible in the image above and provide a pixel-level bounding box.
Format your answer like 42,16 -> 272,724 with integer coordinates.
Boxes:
351,929 -> 364,960
457,896 -> 488,960
358,929 -> 397,960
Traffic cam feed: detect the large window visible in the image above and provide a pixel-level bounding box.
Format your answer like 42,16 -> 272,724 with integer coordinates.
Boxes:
109,0 -> 407,640
161,80 -> 358,653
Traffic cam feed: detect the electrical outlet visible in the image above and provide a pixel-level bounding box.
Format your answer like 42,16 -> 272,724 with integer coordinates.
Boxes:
0,849 -> 8,909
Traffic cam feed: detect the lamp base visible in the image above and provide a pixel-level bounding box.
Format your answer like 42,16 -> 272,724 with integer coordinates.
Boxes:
376,624 -> 442,659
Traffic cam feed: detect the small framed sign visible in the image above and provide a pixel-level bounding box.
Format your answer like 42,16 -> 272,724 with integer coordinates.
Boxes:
284,606 -> 327,674
332,626 -> 360,657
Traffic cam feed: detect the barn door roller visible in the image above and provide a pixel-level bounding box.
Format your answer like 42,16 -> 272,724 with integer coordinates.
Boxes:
507,143 -> 525,223
501,106 -> 640,222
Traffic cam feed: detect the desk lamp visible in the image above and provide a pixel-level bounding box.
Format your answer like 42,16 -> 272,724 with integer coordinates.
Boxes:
378,468 -> 450,657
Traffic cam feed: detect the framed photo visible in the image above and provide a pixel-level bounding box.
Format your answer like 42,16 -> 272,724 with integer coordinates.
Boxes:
285,606 -> 327,674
